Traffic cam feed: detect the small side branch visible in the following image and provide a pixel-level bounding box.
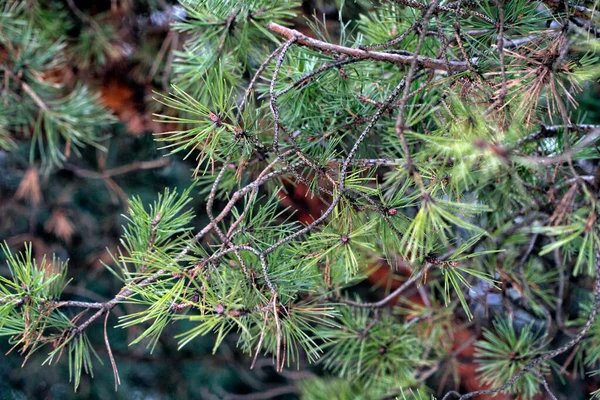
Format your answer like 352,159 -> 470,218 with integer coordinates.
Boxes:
268,23 -> 469,73
442,245 -> 600,400
66,159 -> 170,179
340,267 -> 428,308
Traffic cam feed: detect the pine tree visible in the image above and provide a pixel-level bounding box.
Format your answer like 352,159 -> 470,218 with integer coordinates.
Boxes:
1,0 -> 600,398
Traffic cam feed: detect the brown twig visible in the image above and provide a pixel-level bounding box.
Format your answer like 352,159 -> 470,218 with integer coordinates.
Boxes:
268,23 -> 469,72
394,0 -> 441,196
340,266 -> 429,308
104,311 -> 121,391
390,0 -> 495,24
442,245 -> 600,400
65,159 -> 170,179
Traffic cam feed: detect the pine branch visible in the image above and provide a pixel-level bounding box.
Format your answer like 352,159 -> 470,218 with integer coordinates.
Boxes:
442,247 -> 600,399
0,65 -> 49,111
389,0 -> 495,24
516,124 -> 600,146
65,159 -> 170,179
542,0 -> 598,20
268,23 -> 469,72
3,0 -> 600,396
340,266 -> 429,308
72,160 -> 307,334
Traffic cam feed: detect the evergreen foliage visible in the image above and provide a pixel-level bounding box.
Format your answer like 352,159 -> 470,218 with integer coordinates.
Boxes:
1,0 -> 600,398
0,1 -> 116,170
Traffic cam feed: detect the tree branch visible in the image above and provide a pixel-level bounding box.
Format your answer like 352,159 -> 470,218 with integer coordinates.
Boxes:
268,23 -> 469,72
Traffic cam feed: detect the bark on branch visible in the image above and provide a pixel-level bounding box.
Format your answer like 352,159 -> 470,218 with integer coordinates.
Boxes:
267,23 -> 469,73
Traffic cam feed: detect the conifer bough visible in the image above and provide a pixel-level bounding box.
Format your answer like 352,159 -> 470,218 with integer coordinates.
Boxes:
2,0 -> 600,398
267,22 -> 471,72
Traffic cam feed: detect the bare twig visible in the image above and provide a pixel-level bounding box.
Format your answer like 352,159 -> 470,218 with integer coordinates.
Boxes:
104,311 -> 121,391
390,0 -> 495,24
341,266 -> 429,308
442,246 -> 600,400
516,129 -> 600,166
66,159 -> 170,179
268,23 -> 469,72
394,0 -> 441,196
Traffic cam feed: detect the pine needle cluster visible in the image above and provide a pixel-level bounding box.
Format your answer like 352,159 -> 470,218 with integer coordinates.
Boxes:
0,2 -> 116,169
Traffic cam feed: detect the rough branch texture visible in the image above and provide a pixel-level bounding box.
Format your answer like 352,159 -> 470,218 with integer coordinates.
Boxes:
268,22 -> 470,72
